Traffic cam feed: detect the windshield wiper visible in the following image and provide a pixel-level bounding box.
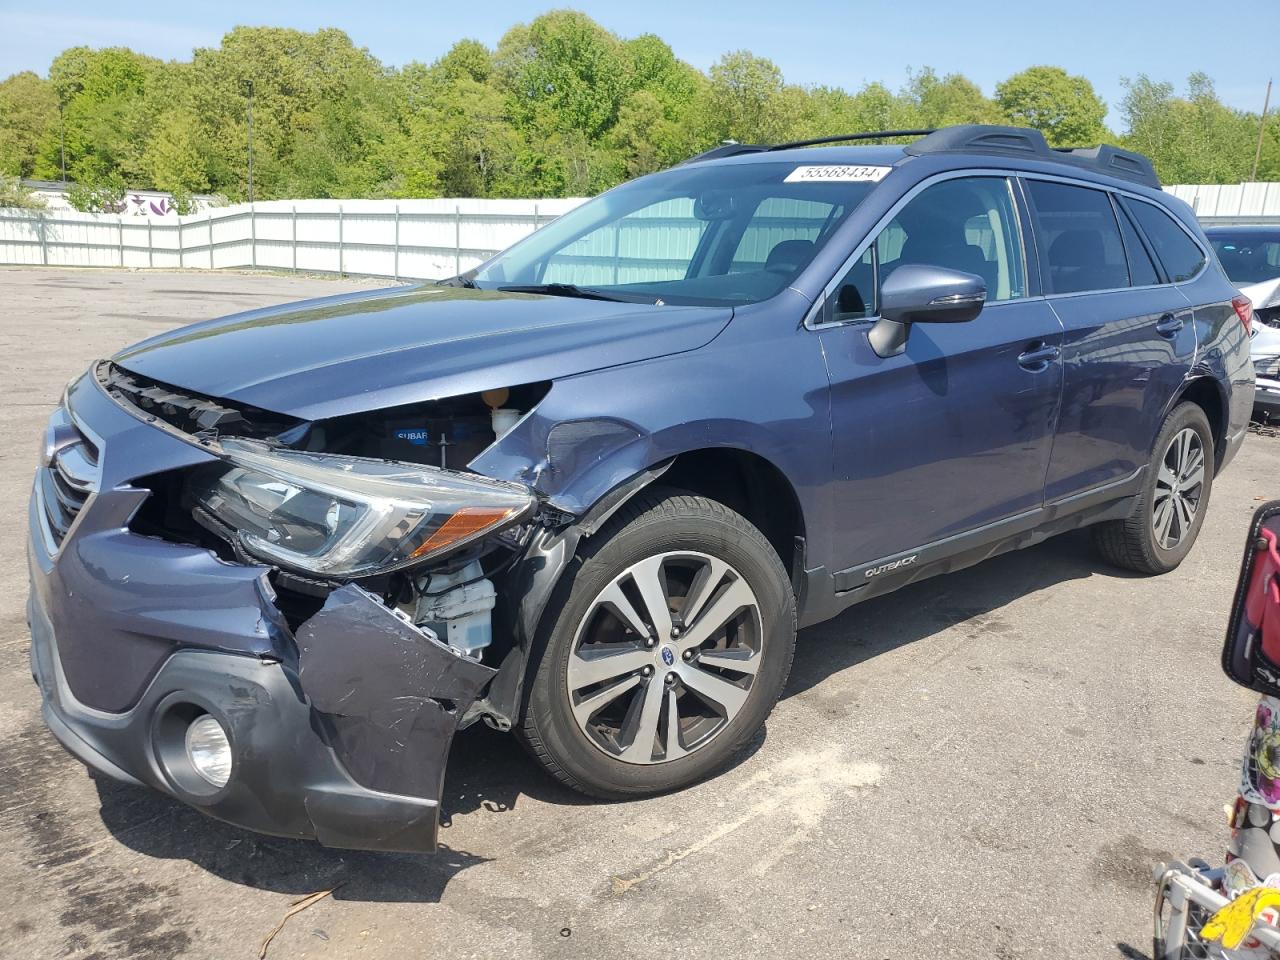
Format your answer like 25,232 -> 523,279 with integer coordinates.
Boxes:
497,283 -> 630,303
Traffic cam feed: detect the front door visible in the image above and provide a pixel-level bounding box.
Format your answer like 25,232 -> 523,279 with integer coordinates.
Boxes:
817,174 -> 1065,578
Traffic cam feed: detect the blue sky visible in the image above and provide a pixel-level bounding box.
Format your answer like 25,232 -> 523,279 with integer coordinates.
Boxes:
1,0 -> 1274,130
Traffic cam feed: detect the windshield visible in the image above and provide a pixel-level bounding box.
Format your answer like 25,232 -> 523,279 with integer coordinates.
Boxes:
470,161 -> 885,306
1210,232 -> 1280,285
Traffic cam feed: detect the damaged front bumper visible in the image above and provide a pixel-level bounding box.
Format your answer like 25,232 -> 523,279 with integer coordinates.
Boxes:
28,376 -> 496,853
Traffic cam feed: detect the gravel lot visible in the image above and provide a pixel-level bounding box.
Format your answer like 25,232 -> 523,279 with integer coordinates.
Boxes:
0,267 -> 1272,960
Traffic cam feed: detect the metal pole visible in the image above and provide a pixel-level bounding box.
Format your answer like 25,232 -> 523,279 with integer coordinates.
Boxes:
533,203 -> 540,230
250,203 -> 256,269
39,214 -> 48,265
177,212 -> 184,267
454,205 -> 461,276
1253,79 -> 1273,182
393,204 -> 400,281
208,211 -> 214,270
58,103 -> 66,184
337,204 -> 344,277
291,206 -> 297,273
118,215 -> 124,267
244,79 -> 255,204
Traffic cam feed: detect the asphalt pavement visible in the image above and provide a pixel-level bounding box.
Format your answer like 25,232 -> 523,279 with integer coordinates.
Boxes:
0,267 -> 1271,959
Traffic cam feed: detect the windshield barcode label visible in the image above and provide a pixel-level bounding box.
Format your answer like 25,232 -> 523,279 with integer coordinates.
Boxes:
784,165 -> 892,183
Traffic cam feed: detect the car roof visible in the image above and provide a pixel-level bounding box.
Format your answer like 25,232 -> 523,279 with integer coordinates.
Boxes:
681,125 -> 1163,194
1204,225 -> 1280,236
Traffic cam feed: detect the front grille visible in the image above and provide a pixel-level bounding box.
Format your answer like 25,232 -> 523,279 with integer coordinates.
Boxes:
36,425 -> 98,550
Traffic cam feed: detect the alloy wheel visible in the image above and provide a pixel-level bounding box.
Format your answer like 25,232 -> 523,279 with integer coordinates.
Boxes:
1153,426 -> 1206,550
565,551 -> 763,765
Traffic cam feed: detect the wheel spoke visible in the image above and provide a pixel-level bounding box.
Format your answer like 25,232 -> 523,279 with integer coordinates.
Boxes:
1156,462 -> 1178,490
594,581 -> 651,639
571,674 -> 642,727
697,648 -> 761,676
567,645 -> 651,690
620,674 -> 665,762
676,577 -> 756,652
679,662 -> 749,716
680,556 -> 730,627
629,554 -> 673,640
1181,461 -> 1205,494
1154,498 -> 1174,546
663,688 -> 687,760
1176,429 -> 1192,474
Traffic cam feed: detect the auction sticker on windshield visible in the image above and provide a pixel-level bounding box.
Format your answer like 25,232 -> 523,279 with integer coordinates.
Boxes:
784,165 -> 892,183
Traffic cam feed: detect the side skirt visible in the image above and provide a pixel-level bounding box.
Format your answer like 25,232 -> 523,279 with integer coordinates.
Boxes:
797,467 -> 1144,627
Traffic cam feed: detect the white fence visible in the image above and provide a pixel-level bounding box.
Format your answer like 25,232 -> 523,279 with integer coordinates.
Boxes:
2,184 -> 1279,280
0,197 -> 587,280
1165,182 -> 1280,222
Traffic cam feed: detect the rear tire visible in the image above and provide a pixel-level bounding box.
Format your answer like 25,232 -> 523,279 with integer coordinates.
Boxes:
519,489 -> 796,799
1092,402 -> 1214,575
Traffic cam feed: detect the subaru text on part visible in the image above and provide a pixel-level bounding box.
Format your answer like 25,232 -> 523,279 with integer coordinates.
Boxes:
29,126 -> 1254,853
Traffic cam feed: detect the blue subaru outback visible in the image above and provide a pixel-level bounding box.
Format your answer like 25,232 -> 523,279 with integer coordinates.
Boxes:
29,125 -> 1254,853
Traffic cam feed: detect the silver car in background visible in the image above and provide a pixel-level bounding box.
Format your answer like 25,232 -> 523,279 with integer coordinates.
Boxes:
1207,226 -> 1280,421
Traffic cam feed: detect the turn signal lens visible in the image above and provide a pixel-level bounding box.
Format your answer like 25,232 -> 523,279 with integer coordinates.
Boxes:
411,506 -> 519,558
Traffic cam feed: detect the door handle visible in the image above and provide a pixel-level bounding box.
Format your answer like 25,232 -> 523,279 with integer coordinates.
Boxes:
1017,343 -> 1060,371
1155,313 -> 1184,337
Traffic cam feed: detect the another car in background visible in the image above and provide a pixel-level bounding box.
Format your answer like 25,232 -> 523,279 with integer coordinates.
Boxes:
1207,226 -> 1280,420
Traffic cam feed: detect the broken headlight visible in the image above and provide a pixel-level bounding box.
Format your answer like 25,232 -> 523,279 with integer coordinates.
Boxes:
190,438 -> 535,578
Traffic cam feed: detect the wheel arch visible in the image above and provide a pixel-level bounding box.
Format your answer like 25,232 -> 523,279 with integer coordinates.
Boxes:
1170,375 -> 1228,470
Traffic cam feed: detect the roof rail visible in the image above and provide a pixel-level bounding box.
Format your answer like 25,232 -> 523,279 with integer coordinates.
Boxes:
766,130 -> 936,151
905,124 -> 1160,188
681,142 -> 770,165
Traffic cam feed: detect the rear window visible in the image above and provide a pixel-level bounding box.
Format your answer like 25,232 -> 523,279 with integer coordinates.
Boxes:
1209,232 -> 1280,286
1116,203 -> 1160,287
1026,180 -> 1130,294
1125,199 -> 1206,282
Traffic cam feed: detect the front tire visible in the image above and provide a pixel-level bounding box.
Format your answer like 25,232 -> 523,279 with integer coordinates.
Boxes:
520,489 -> 796,799
1092,401 -> 1214,575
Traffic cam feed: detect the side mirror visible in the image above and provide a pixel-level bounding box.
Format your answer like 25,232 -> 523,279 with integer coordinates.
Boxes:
1223,501 -> 1280,696
868,264 -> 987,358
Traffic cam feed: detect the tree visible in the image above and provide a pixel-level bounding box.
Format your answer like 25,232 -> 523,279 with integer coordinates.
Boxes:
996,66 -> 1108,146
699,51 -> 793,143
0,72 -> 58,178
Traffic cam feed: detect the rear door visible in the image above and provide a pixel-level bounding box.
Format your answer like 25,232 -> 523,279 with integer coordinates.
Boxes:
817,173 -> 1065,574
1024,178 -> 1197,502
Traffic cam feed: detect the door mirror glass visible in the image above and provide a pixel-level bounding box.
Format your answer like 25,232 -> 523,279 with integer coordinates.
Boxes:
1223,502 -> 1280,697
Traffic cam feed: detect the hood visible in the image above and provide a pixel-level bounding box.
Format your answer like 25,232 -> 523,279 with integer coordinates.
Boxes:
1242,277 -> 1280,312
115,285 -> 732,420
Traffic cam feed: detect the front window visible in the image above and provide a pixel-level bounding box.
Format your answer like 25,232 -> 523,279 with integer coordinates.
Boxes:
1209,232 -> 1280,286
471,162 -> 885,306
829,176 -> 1026,322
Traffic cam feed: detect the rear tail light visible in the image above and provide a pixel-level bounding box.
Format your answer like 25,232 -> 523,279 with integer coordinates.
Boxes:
1234,294 -> 1254,334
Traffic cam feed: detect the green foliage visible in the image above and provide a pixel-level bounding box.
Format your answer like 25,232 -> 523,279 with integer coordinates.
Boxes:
995,66 -> 1108,146
0,15 -> 1273,204
0,72 -> 58,177
67,171 -> 126,212
0,172 -> 48,209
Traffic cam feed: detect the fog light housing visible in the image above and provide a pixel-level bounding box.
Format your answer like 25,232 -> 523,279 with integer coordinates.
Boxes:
184,715 -> 232,788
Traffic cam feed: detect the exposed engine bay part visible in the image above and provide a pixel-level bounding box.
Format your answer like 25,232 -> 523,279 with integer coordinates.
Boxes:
99,362 -> 303,441
294,382 -> 550,470
406,559 -> 496,658
295,584 -> 496,851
